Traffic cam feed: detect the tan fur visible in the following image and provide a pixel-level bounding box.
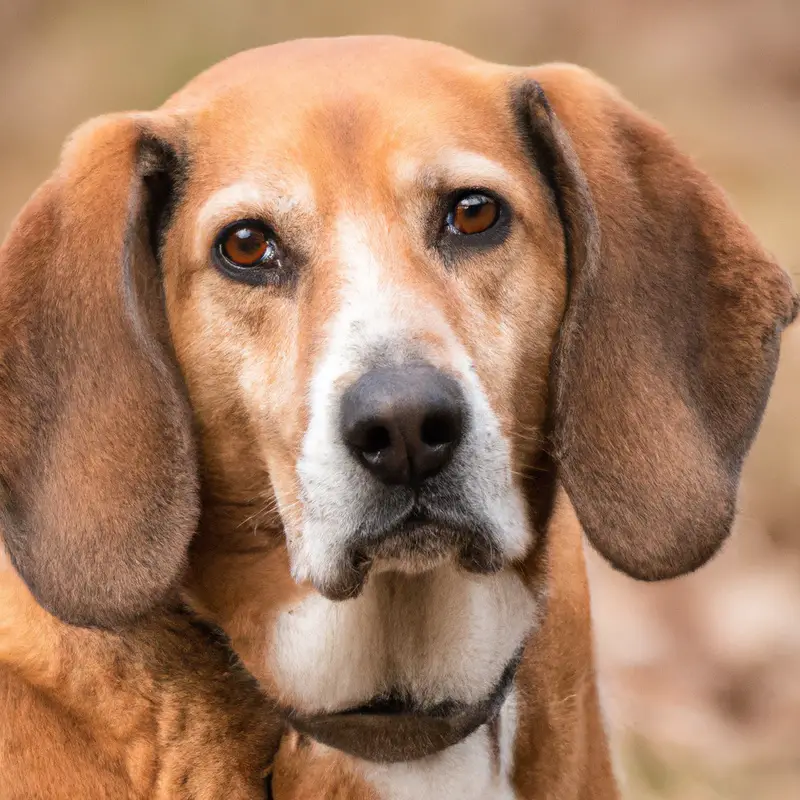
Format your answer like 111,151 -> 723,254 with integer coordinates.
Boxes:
0,37 -> 795,799
0,546 -> 281,799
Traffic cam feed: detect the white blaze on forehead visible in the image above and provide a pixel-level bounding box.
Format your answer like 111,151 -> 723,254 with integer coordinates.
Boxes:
327,214 -> 449,346
311,211 -> 477,402
193,178 -> 316,261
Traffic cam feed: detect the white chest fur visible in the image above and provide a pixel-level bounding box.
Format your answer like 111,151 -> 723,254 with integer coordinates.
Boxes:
359,690 -> 519,800
269,565 -> 537,713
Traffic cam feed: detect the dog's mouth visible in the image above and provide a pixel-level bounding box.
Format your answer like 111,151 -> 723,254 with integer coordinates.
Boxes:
358,511 -> 453,571
285,651 -> 521,763
316,505 -> 506,601
334,506 -> 504,591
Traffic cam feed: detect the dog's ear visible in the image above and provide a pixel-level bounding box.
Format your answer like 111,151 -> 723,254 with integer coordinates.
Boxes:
516,66 -> 798,580
0,114 -> 198,627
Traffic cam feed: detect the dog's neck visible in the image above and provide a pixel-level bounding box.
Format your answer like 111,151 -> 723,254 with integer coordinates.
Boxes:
189,490 -> 620,799
287,650 -> 521,763
274,691 -> 523,800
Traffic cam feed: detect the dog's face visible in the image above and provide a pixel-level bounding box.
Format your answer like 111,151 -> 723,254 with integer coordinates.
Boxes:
164,41 -> 561,720
168,41 -> 560,602
0,37 -> 797,761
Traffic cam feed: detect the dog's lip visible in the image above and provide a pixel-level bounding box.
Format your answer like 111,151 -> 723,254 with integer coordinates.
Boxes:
395,507 -> 430,526
318,505 -> 504,601
285,651 -> 522,763
358,505 -> 475,552
367,505 -> 437,538
349,510 -> 457,577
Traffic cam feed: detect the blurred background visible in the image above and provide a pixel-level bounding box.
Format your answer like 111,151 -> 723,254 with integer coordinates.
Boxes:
1,1 -> 797,797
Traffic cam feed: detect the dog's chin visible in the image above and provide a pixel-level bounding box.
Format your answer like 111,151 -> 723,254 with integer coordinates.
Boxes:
312,517 -> 507,601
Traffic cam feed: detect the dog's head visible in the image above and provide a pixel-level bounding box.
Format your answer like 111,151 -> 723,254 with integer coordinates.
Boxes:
1,37 -> 796,759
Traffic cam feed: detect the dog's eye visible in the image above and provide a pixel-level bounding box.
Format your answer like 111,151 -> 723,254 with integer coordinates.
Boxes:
447,194 -> 499,235
217,222 -> 276,269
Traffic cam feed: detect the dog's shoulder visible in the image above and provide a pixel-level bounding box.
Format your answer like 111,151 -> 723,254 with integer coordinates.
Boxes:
0,561 -> 279,799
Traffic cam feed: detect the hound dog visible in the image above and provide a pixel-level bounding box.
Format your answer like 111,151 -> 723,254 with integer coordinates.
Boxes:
0,36 -> 796,800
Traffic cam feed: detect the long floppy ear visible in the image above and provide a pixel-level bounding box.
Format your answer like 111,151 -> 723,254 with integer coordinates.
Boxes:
0,115 -> 198,626
516,66 -> 799,580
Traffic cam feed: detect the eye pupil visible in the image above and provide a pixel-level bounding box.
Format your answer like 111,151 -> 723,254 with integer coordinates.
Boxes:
450,194 -> 499,235
235,230 -> 263,253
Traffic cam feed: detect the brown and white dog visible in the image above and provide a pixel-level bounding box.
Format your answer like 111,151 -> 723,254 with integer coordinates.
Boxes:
0,36 -> 796,799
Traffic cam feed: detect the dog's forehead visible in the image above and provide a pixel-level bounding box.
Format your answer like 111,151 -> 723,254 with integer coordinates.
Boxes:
166,36 -> 504,108
162,37 -> 517,186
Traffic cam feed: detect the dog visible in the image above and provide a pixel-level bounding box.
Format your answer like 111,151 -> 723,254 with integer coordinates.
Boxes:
0,36 -> 796,799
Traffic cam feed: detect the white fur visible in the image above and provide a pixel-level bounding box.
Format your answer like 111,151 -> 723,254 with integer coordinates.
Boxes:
268,214 -> 536,795
271,566 -> 536,712
194,178 -> 315,261
291,215 -> 530,590
393,149 -> 517,198
359,688 -> 520,800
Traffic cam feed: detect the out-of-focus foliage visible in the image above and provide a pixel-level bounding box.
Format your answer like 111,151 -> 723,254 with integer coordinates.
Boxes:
1,2 -> 797,797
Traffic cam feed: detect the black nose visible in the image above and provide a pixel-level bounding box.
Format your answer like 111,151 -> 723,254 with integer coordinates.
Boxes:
341,365 -> 465,486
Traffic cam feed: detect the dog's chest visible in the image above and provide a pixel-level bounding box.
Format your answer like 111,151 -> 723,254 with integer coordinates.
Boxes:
357,692 -> 519,800
271,692 -> 519,799
269,567 -> 536,712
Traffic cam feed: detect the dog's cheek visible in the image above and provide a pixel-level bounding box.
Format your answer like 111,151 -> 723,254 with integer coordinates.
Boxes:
510,260 -> 567,466
449,272 -> 553,477
236,328 -> 308,519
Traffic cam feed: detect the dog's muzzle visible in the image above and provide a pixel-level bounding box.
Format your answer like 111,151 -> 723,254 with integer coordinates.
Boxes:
315,364 -> 504,599
297,357 -> 530,600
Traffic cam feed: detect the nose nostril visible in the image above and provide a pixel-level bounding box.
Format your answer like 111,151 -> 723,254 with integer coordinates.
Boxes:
362,425 -> 392,454
341,365 -> 465,486
420,412 -> 458,448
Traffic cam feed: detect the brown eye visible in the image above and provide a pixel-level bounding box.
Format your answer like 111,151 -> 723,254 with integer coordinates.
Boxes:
448,194 -> 499,235
218,222 -> 275,268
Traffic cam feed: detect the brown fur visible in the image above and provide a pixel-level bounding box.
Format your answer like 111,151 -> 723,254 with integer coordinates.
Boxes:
0,37 -> 796,798
0,117 -> 197,628
0,555 -> 282,798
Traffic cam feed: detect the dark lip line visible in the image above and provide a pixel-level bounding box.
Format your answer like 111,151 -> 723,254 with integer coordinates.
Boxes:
351,505 -> 436,550
326,500 -> 504,601
339,505 -> 503,593
381,509 -> 442,539
358,503 -> 466,544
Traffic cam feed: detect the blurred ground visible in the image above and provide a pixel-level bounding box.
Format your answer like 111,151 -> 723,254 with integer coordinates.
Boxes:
1,2 -> 798,797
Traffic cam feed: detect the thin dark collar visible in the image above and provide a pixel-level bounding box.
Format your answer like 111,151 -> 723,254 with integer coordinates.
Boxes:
285,650 -> 521,764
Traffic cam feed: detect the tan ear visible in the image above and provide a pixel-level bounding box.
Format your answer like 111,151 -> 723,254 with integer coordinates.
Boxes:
0,114 -> 198,626
517,67 -> 798,580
